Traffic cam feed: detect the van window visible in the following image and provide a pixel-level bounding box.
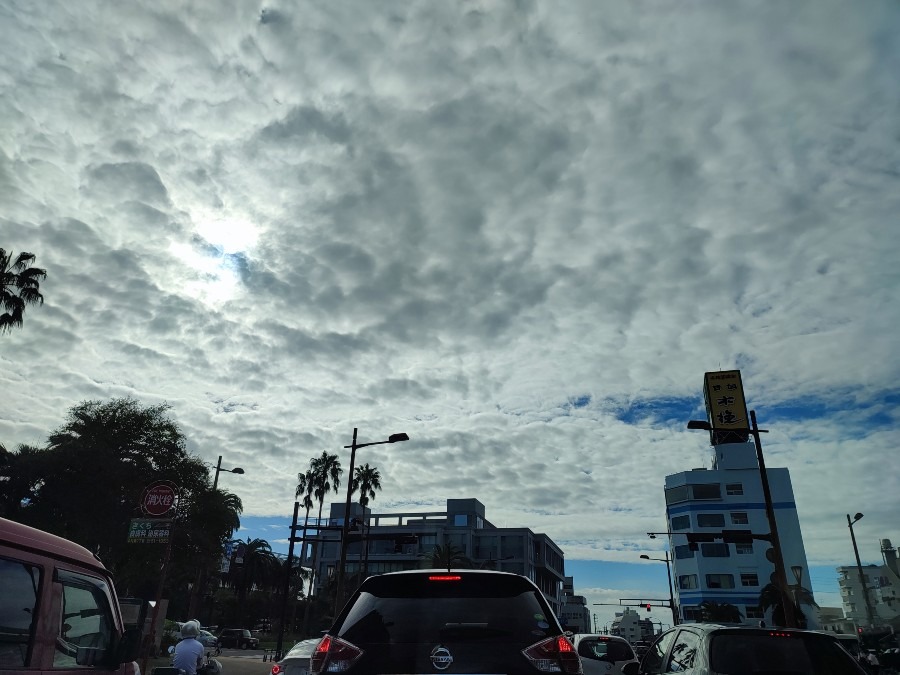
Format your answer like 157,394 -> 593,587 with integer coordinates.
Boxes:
0,557 -> 42,668
53,570 -> 115,669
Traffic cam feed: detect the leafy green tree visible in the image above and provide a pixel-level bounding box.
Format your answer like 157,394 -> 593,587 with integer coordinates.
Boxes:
421,543 -> 473,570
0,397 -> 242,600
758,582 -> 818,628
698,601 -> 743,623
0,249 -> 46,333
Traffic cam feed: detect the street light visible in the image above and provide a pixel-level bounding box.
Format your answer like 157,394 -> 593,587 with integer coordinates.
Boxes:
212,455 -> 245,489
687,411 -> 798,628
847,512 -> 876,628
333,429 -> 409,612
640,553 -> 678,625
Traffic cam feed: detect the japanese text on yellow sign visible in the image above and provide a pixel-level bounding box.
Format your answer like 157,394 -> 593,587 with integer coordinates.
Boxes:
704,370 -> 749,429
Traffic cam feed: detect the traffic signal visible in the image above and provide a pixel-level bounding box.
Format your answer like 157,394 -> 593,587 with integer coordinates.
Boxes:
646,603 -> 652,612
858,627 -> 863,634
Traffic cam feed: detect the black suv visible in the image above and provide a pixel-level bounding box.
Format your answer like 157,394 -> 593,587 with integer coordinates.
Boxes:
626,623 -> 866,675
310,569 -> 581,674
217,628 -> 259,650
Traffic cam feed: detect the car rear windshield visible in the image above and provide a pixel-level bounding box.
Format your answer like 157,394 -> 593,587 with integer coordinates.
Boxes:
334,573 -> 559,645
710,631 -> 862,675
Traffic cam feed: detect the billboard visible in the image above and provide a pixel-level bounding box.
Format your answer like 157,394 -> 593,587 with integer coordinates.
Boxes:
703,370 -> 750,444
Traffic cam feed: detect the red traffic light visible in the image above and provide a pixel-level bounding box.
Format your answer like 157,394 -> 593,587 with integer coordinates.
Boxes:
646,603 -> 652,612
858,627 -> 863,634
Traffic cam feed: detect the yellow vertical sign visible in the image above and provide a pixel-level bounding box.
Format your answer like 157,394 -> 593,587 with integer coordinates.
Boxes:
704,370 -> 750,434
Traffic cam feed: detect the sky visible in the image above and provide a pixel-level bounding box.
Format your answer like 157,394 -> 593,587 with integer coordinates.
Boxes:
2,0 -> 899,631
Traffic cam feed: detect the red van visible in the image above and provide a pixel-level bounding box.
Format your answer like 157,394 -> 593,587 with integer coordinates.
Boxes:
0,517 -> 142,674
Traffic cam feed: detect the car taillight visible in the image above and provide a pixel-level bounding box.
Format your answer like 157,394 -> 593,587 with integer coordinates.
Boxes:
428,575 -> 462,581
310,635 -> 364,674
522,635 -> 582,674
270,663 -> 282,675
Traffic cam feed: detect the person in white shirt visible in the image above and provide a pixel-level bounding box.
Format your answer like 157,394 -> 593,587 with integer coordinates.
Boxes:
173,621 -> 205,675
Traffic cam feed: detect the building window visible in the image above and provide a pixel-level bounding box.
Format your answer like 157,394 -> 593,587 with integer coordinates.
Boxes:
665,485 -> 690,505
740,573 -> 759,587
726,483 -> 744,495
700,543 -> 730,557
735,542 -> 753,555
681,606 -> 702,621
454,514 -> 468,526
745,605 -> 764,619
671,515 -> 691,530
691,484 -> 722,500
674,545 -> 695,559
730,512 -> 749,525
679,574 -> 699,590
706,574 -> 735,589
697,513 -> 725,528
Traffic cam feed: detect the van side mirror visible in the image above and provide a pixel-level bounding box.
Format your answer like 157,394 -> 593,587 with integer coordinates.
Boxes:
114,627 -> 142,664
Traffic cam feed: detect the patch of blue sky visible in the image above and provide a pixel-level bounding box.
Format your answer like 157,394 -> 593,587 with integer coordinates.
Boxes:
761,389 -> 900,432
614,396 -> 699,427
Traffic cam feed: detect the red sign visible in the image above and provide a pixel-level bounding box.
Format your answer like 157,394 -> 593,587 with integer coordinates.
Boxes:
141,483 -> 177,516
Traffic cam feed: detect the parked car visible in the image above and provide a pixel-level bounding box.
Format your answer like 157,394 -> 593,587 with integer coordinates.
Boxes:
271,638 -> 322,675
217,628 -> 259,650
625,623 -> 866,675
571,633 -> 638,675
198,630 -> 219,652
310,569 -> 582,674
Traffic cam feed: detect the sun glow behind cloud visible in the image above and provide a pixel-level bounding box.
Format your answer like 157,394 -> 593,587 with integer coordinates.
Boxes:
164,214 -> 258,306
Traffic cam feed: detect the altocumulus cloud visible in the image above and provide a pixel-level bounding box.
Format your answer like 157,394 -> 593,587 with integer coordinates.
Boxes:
0,1 -> 898,601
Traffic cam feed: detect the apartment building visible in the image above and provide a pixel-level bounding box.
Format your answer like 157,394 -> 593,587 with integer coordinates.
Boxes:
306,497 -> 567,616
664,439 -> 816,628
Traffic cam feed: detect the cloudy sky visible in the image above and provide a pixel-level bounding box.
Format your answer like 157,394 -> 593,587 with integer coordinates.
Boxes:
2,0 -> 899,629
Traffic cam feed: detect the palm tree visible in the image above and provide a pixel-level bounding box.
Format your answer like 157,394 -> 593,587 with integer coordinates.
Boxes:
758,582 -> 818,628
698,601 -> 743,623
228,537 -> 280,621
351,464 -> 382,576
294,470 -> 316,584
306,452 -> 343,596
1,249 -> 47,333
421,543 -> 473,570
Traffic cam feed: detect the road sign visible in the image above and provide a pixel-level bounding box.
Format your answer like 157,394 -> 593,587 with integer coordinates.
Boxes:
141,482 -> 177,516
128,518 -> 172,544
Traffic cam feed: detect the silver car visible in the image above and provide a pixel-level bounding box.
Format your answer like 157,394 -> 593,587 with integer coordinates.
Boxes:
271,638 -> 322,675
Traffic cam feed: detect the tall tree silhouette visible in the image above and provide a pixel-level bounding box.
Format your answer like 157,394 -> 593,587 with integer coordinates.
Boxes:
306,451 -> 342,596
351,463 -> 382,577
1,249 -> 47,333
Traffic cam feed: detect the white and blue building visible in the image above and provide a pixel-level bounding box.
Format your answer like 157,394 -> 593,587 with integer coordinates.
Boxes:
664,439 -> 816,627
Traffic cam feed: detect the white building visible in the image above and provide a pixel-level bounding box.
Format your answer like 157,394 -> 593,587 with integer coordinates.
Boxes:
664,439 -> 816,628
610,607 -> 655,643
560,576 -> 592,633
837,538 -> 900,627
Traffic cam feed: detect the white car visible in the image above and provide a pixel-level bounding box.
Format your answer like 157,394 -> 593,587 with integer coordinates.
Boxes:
571,633 -> 639,675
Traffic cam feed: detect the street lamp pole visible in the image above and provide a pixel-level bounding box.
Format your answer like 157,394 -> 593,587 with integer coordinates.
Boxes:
640,553 -> 678,625
848,512 -> 876,628
333,429 -> 409,614
687,411 -> 797,628
212,455 -> 245,490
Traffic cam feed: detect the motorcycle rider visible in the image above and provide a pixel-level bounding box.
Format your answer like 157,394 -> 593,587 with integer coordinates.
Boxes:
173,621 -> 205,675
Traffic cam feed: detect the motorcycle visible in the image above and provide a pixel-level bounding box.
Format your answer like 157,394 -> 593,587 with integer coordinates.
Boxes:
153,646 -> 222,675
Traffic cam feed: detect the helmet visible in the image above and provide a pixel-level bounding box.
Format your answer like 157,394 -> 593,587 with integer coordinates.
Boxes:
180,620 -> 200,638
